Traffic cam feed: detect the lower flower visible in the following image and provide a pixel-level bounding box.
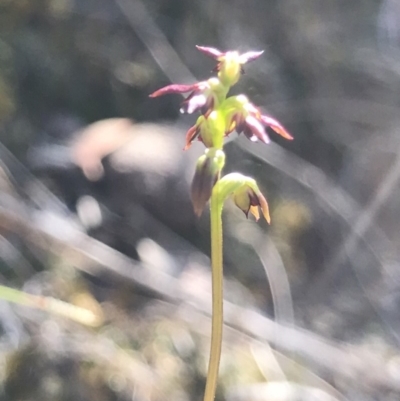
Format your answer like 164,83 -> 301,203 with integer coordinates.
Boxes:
212,172 -> 270,223
223,95 -> 293,144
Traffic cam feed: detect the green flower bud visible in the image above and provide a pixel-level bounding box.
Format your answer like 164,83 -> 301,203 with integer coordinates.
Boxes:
185,110 -> 226,150
218,51 -> 242,87
207,77 -> 229,106
195,46 -> 264,88
202,110 -> 226,149
191,148 -> 226,216
212,173 -> 270,223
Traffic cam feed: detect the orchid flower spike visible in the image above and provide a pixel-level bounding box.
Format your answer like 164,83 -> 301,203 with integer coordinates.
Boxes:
196,45 -> 264,86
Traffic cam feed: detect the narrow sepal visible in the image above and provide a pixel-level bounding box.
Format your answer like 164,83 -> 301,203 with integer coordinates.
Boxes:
180,94 -> 208,114
257,191 -> 271,223
222,95 -> 293,145
195,45 -> 224,60
244,115 -> 270,143
260,115 -> 293,140
149,84 -> 196,97
184,125 -> 200,150
238,50 -> 264,64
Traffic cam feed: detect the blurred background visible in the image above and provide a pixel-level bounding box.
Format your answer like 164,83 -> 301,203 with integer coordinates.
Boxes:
0,0 -> 400,400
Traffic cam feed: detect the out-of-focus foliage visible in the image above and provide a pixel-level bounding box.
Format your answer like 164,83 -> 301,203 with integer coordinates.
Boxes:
1,0 -> 400,400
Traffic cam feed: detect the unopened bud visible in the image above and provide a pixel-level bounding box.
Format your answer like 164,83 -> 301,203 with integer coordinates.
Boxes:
200,110 -> 226,149
212,173 -> 271,223
218,51 -> 242,87
191,148 -> 225,216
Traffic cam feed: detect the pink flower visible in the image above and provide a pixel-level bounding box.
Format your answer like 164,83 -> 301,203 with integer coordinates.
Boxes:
195,45 -> 264,73
224,95 -> 293,144
214,173 -> 271,223
149,78 -> 226,115
232,183 -> 270,223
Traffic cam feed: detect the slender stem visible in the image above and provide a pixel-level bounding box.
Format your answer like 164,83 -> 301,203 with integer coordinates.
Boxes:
203,191 -> 224,401
0,284 -> 100,326
0,284 -> 31,305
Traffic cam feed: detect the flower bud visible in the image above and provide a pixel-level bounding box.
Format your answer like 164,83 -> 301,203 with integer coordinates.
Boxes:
218,51 -> 242,87
212,173 -> 270,223
150,78 -> 228,116
221,95 -> 293,143
185,110 -> 226,150
195,46 -> 264,88
191,148 -> 225,216
232,183 -> 270,223
202,110 -> 226,149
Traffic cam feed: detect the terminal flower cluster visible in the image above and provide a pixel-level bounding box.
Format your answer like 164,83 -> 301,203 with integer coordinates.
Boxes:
150,45 -> 293,219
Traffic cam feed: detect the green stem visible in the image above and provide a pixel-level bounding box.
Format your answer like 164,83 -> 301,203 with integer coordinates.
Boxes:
0,284 -> 101,326
0,284 -> 31,305
203,190 -> 224,401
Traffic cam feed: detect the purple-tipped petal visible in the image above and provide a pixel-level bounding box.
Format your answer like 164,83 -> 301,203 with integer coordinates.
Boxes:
260,115 -> 293,140
247,188 -> 270,223
196,45 -> 224,60
184,125 -> 200,150
203,96 -> 215,115
245,116 -> 270,144
246,102 -> 260,115
149,84 -> 196,98
249,134 -> 258,142
254,191 -> 271,223
241,126 -> 258,142
238,50 -> 264,64
181,94 -> 207,114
